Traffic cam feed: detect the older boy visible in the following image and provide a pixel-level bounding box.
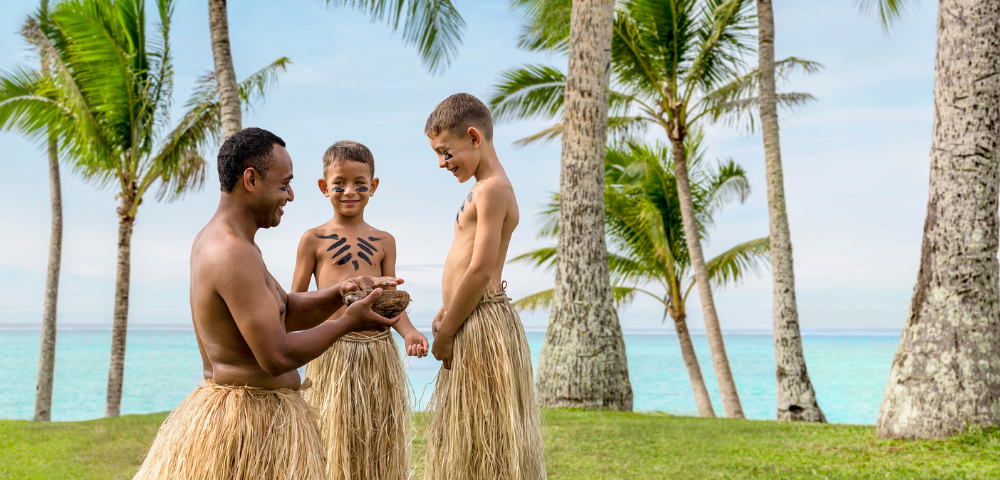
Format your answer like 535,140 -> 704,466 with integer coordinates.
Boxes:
424,93 -> 546,480
291,141 -> 428,480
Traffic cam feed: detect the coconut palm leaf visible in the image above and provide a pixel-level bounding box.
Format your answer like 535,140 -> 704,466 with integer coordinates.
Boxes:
855,0 -> 917,29
490,64 -> 566,123
238,57 -> 292,112
509,0 -> 572,54
319,0 -> 464,74
0,68 -> 69,144
512,286 -> 642,312
705,236 -> 770,289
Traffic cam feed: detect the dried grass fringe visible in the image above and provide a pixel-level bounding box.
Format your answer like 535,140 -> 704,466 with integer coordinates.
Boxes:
132,379 -> 325,480
425,287 -> 546,480
305,330 -> 411,480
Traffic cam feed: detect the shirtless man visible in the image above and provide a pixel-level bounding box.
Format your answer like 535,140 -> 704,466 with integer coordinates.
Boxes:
133,127 -> 398,480
422,93 -> 546,480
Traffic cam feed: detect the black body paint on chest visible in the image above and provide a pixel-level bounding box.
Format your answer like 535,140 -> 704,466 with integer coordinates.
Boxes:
317,233 -> 383,271
456,191 -> 474,225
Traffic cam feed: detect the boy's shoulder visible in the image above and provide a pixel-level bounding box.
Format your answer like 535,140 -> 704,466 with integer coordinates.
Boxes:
471,174 -> 516,204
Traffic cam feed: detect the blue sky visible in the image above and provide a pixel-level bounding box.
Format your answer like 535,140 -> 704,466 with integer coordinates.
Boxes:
0,0 -> 936,331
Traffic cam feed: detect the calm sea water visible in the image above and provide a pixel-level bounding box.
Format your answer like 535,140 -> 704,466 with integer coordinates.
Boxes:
0,326 -> 900,424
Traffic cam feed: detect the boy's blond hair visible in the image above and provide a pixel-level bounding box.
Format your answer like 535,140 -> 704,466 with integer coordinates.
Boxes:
424,93 -> 494,142
323,140 -> 375,176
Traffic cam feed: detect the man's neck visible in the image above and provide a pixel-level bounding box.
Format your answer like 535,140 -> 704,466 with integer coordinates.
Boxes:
216,194 -> 260,244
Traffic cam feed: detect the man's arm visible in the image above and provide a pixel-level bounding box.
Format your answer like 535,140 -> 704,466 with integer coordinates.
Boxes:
434,184 -> 509,368
290,231 -> 317,293
216,245 -> 399,376
284,275 -> 403,331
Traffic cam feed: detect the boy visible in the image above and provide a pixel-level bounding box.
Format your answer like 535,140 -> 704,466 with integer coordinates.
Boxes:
424,93 -> 546,480
292,141 -> 428,480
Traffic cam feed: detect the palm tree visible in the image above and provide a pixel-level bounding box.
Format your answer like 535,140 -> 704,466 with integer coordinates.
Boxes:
209,0 -> 465,141
492,0 -> 820,418
513,137 -> 770,417
876,0 -> 1000,439
0,0 -> 289,417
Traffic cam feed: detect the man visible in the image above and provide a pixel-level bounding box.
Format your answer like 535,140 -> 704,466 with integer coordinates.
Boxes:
133,127 -> 401,480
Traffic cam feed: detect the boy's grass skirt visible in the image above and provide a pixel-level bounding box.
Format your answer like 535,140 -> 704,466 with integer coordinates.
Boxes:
425,288 -> 546,480
305,330 -> 411,480
132,379 -> 325,480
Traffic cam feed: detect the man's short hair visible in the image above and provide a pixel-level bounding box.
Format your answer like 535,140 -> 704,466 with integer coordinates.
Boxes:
217,127 -> 286,192
424,93 -> 494,142
323,141 -> 375,177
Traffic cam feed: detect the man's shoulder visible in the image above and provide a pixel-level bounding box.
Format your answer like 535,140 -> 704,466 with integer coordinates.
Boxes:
197,231 -> 262,273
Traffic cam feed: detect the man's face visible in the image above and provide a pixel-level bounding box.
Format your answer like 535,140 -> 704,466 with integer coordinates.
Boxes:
255,144 -> 294,228
429,129 -> 477,183
319,161 -> 377,218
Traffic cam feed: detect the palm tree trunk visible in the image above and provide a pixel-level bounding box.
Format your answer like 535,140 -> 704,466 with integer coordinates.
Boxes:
757,0 -> 825,423
536,0 -> 632,411
104,199 -> 134,418
876,0 -> 1000,439
208,0 -> 241,141
672,312 -> 715,417
33,134 -> 61,422
670,138 -> 744,419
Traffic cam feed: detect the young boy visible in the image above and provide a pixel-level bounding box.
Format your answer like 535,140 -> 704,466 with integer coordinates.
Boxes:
423,93 -> 546,480
292,141 -> 428,480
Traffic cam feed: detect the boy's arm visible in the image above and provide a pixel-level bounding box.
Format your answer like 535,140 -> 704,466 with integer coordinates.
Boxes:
290,231 -> 317,293
434,185 -> 509,369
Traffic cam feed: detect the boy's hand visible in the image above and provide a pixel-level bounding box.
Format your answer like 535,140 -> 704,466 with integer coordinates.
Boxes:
341,276 -> 403,297
404,331 -> 429,358
432,334 -> 454,370
431,308 -> 445,338
343,288 -> 400,332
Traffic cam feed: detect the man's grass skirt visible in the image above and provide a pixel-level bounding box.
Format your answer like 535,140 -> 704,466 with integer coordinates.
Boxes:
425,288 -> 546,480
305,330 -> 411,480
132,379 -> 325,479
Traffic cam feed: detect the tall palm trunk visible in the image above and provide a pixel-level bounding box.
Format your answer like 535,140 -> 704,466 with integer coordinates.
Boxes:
672,312 -> 715,417
756,0 -> 825,423
104,196 -> 135,418
670,138 -> 744,418
33,134 -> 61,422
536,0 -> 633,411
877,0 -> 1000,439
208,0 -> 241,141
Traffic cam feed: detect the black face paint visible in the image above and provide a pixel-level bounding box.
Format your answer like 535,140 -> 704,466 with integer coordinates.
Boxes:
325,237 -> 347,251
357,186 -> 369,193
331,245 -> 351,259
352,260 -> 359,270
357,251 -> 373,265
331,187 -> 345,193
356,238 -> 379,253
317,233 -> 339,240
337,252 -> 353,266
444,153 -> 453,161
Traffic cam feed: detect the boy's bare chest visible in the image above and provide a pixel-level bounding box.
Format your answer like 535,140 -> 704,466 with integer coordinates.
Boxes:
313,232 -> 386,281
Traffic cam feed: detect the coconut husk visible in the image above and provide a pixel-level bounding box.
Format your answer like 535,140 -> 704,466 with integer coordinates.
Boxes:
132,379 -> 325,480
305,330 -> 411,480
424,287 -> 546,480
343,288 -> 411,318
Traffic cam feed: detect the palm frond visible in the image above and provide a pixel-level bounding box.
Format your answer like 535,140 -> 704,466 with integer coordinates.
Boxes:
855,0 -> 917,30
510,0 -> 571,54
238,57 -> 292,113
508,247 -> 557,270
320,0 -> 465,74
512,123 -> 563,147
0,67 -> 70,144
489,64 -> 565,123
709,92 -> 815,132
512,288 -> 554,312
706,236 -> 770,289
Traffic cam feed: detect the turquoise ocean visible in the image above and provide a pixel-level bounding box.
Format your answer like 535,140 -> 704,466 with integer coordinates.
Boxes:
0,326 -> 899,424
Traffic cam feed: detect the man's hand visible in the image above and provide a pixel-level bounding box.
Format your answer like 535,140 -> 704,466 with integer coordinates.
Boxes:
342,288 -> 400,332
431,333 -> 454,370
404,331 -> 429,358
340,276 -> 404,297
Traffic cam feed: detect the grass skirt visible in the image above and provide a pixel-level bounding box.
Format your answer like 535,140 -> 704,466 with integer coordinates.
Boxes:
425,288 -> 546,480
132,379 -> 325,480
305,330 -> 411,480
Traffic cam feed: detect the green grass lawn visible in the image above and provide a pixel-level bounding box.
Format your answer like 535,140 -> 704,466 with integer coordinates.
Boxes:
2,409 -> 997,479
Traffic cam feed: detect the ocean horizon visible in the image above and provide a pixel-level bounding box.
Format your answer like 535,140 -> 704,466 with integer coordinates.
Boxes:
1,325 -> 900,424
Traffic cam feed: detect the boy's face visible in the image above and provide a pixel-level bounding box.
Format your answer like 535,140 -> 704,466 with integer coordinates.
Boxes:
429,127 -> 481,183
318,160 -> 378,218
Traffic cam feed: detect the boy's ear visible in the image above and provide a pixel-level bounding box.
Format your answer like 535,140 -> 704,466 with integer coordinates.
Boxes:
369,177 -> 380,196
318,178 -> 329,197
467,127 -> 482,150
